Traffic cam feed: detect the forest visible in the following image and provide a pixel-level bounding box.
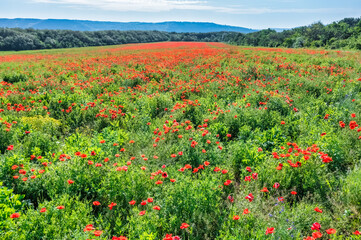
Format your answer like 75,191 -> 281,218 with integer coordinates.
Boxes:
0,17 -> 360,51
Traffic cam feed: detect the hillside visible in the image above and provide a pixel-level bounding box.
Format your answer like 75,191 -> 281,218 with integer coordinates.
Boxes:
0,18 -> 257,33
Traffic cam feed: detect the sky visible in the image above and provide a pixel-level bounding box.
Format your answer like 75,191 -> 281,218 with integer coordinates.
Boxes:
1,0 -> 360,29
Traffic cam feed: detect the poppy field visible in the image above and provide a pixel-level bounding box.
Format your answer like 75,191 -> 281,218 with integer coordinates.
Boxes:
1,42 -> 361,239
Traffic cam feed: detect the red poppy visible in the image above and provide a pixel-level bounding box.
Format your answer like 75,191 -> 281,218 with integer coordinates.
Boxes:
94,230 -> 103,236
245,193 -> 254,202
265,227 -> 275,235
108,202 -> 117,210
233,215 -> 240,220
243,208 -> 250,215
84,224 -> 94,232
311,222 -> 321,231
325,228 -> 336,234
10,213 -> 20,218
180,223 -> 190,229
312,231 -> 322,239
314,207 -> 322,213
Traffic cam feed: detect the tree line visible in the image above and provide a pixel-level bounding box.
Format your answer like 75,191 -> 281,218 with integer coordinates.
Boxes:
0,17 -> 360,51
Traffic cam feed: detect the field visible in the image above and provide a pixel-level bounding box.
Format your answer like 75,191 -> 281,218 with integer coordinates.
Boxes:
0,42 -> 361,240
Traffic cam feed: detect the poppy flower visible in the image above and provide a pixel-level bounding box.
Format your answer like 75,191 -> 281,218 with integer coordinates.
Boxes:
291,191 -> 297,195
57,206 -> 65,209
153,206 -> 161,210
245,193 -> 254,202
180,223 -> 190,229
243,208 -> 250,214
10,213 -> 20,218
265,227 -> 275,235
108,202 -> 117,210
139,210 -> 146,216
224,180 -> 232,186
129,200 -> 136,205
67,179 -> 74,184
93,201 -> 101,206
312,231 -> 322,239
354,230 -> 361,235
155,180 -> 163,185
94,230 -> 103,236
84,224 -> 94,232
141,200 -> 147,206
233,215 -> 240,220
273,182 -> 280,189
311,222 -> 321,231
7,145 -> 14,151
325,228 -> 336,234
314,207 -> 322,213
260,187 -> 269,193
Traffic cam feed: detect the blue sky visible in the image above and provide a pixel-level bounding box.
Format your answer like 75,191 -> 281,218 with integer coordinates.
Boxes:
1,0 -> 360,29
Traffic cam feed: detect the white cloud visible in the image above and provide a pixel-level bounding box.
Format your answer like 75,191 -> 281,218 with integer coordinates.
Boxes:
31,0 -> 358,15
32,0 -> 215,12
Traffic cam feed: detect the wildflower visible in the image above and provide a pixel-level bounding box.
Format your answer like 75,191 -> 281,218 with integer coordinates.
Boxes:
94,230 -> 103,236
312,231 -> 322,239
245,193 -> 254,202
10,213 -> 20,218
180,223 -> 190,229
243,208 -> 250,215
314,207 -> 322,213
325,228 -> 336,234
108,202 -> 117,210
84,224 -> 94,232
265,227 -> 275,235
311,222 -> 321,231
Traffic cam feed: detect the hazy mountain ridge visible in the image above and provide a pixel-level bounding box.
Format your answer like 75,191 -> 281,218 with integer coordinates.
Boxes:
0,18 -> 257,33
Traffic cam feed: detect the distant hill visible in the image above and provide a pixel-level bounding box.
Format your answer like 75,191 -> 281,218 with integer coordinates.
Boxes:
0,18 -> 257,33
